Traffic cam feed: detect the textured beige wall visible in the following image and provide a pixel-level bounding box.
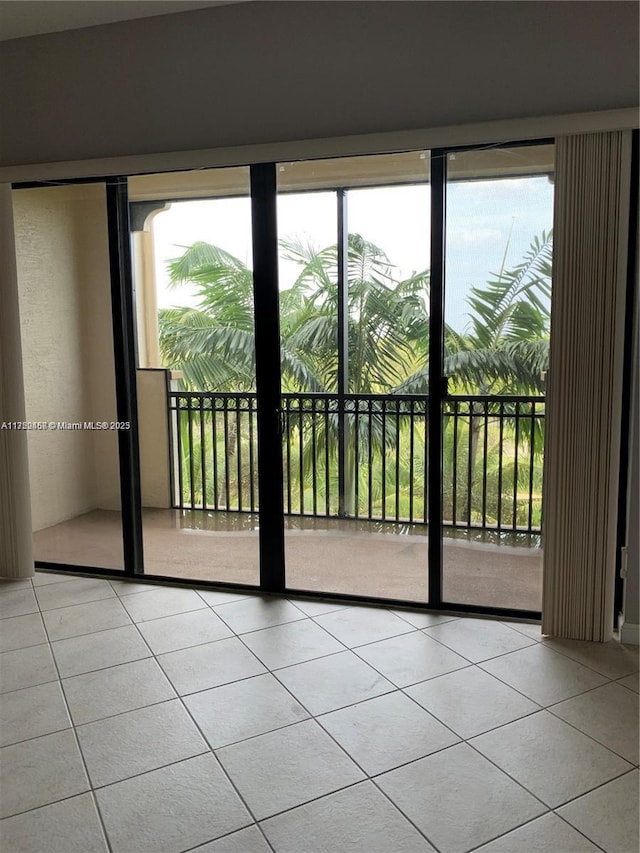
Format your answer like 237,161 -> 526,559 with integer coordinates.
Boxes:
137,369 -> 171,508
13,184 -> 121,530
132,225 -> 162,369
77,196 -> 121,513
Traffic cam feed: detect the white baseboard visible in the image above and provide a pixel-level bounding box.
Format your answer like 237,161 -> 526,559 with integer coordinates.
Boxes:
619,620 -> 640,646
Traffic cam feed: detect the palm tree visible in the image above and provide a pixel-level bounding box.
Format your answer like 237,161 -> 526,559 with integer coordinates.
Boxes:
394,230 -> 553,396
443,230 -> 552,525
161,230 -> 553,397
446,229 -> 552,396
159,242 -> 321,392
385,230 -> 552,523
159,234 -> 430,394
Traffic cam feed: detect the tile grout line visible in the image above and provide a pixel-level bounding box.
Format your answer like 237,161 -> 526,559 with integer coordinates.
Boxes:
180,824 -> 272,853
463,810 -> 609,853
364,776 -> 446,853
208,608 -> 447,847
12,586 -> 634,770
40,611 -> 136,643
34,595 -> 114,853
224,614 -> 456,850
10,582 -> 638,715
307,631 -> 478,746
0,610 -> 46,655
463,729 -> 631,817
262,773 -> 446,853
544,685 -> 640,766
348,639 -> 474,683
548,814 -> 609,853
0,650 -> 60,696
4,572 -> 636,853
212,613 -> 308,638
76,748 -> 213,793
419,626 -> 539,665
473,658 -> 622,709
307,611 -> 421,650
300,620 -> 557,744
397,681 -> 543,742
50,625 -> 155,679
419,618 -> 638,681
0,689 -> 74,750
35,591 -> 120,616
42,580 -> 274,852
391,610 -> 462,630
536,639 -> 640,681
550,765 -> 639,811
122,593 -> 278,853
207,597 -> 631,848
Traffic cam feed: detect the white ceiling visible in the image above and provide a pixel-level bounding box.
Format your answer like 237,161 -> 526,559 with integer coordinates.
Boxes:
0,0 -> 245,42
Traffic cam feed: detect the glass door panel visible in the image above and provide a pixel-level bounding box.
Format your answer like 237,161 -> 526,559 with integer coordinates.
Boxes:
442,144 -> 554,610
13,183 -> 124,570
277,152 -> 431,601
128,166 -> 259,585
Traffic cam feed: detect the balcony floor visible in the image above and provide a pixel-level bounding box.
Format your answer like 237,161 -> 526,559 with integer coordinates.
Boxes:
34,509 -> 542,611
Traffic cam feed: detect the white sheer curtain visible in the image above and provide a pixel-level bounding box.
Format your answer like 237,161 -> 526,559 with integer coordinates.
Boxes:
542,131 -> 632,641
0,184 -> 33,578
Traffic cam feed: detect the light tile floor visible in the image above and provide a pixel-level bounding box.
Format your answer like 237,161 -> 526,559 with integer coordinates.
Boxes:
0,572 -> 638,853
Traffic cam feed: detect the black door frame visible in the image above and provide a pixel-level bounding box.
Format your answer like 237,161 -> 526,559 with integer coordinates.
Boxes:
105,176 -> 144,576
250,163 -> 286,592
428,148 -> 447,609
614,128 -> 639,627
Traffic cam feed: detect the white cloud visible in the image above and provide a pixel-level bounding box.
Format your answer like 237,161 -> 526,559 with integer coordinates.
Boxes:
447,226 -> 503,248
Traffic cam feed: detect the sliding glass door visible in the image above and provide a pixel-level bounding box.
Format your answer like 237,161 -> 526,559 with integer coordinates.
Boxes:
441,143 -> 554,611
276,153 -> 431,602
128,166 -> 260,586
270,144 -> 553,611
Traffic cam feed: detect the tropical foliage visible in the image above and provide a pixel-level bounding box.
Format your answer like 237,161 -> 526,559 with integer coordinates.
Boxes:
160,230 -> 552,396
158,230 -> 552,530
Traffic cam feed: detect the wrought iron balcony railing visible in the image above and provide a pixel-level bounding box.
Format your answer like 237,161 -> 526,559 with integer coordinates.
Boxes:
168,391 -> 545,534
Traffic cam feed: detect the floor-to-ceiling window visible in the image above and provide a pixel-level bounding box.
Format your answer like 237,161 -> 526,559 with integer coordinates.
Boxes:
14,141 -> 555,618
14,182 -> 125,572
276,153 -> 431,602
441,144 -> 554,612
128,166 -> 260,586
